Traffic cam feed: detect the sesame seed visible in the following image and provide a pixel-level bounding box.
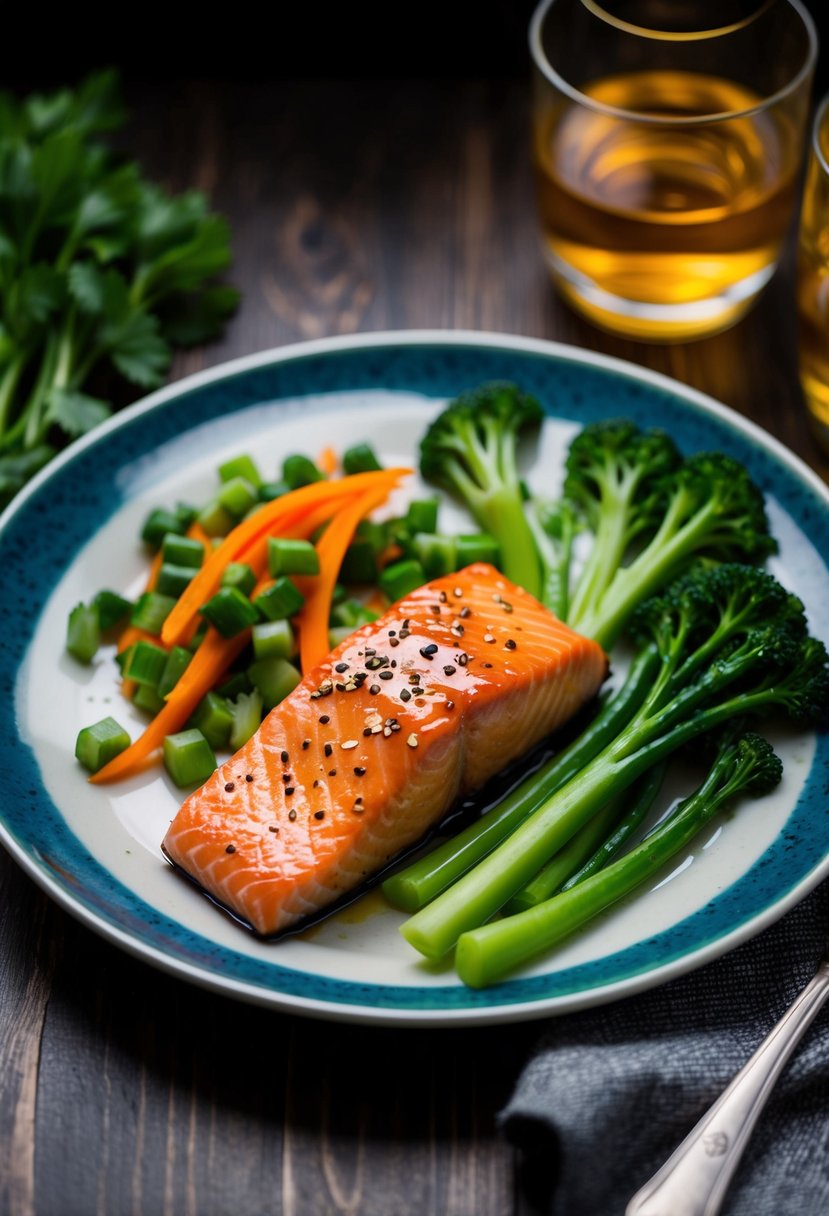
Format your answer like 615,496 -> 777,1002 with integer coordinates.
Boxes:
457,653 -> 469,666
407,734 -> 419,748
324,743 -> 333,757
354,766 -> 366,776
400,688 -> 412,702
420,644 -> 438,658
389,637 -> 400,647
389,630 -> 397,637
443,664 -> 456,676
379,670 -> 394,680
281,750 -> 289,763
399,629 -> 410,639
453,587 -> 463,598
335,662 -> 349,673
328,769 -> 337,777
285,787 -> 295,796
313,779 -> 320,788
439,591 -> 448,603
319,714 -> 330,724
446,700 -> 455,710
505,639 -> 517,650
460,606 -> 471,619
370,684 -> 380,695
430,604 -> 441,616
302,739 -> 310,749
289,809 -> 297,821
365,647 -> 376,656
482,662 -> 493,668
269,825 -> 279,833
484,633 -> 495,644
363,727 -> 373,737
224,782 -> 235,792
341,739 -> 359,750
226,844 -> 236,854
245,774 -> 253,783
314,810 -> 324,820
281,773 -> 292,784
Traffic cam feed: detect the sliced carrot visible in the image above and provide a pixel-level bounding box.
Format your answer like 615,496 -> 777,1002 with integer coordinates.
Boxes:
91,572 -> 271,784
296,486 -> 392,673
186,521 -> 213,550
161,468 -> 409,649
145,548 -> 164,592
317,446 -> 338,477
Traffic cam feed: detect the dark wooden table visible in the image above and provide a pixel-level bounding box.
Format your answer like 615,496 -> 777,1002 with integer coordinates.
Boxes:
2,75 -> 828,1216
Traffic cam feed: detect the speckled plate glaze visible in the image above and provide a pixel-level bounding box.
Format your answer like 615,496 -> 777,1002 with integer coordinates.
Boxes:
2,331 -> 828,1026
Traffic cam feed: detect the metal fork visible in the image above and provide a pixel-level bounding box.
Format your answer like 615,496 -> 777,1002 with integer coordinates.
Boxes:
625,951 -> 829,1216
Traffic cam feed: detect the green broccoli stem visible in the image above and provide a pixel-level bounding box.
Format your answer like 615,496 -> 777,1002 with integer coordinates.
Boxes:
508,757 -> 667,912
576,491 -> 722,650
560,758 -> 668,892
382,643 -> 659,914
526,502 -> 573,619
567,474 -> 638,627
477,484 -> 541,598
0,348 -> 30,438
398,682 -> 770,961
454,744 -> 760,987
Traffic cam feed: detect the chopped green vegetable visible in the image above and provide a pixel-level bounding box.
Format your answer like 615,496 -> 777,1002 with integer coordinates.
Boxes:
217,476 -> 258,518
252,619 -> 294,659
141,508 -> 187,550
379,559 -> 426,601
132,682 -> 166,715
197,497 -> 235,537
282,453 -> 324,489
267,537 -> 320,577
219,454 -> 262,487
248,656 -> 301,709
339,538 -> 377,584
253,577 -> 305,621
405,498 -> 439,534
122,639 -> 168,686
221,562 -> 256,595
258,480 -> 291,502
200,587 -> 259,637
157,645 -> 192,697
161,534 -> 204,569
229,689 -> 264,750
190,691 -> 233,750
163,729 -> 217,787
75,716 -> 131,773
156,562 -> 195,598
66,602 -> 100,663
411,533 -> 456,577
343,442 -> 383,474
455,533 -> 500,567
130,591 -> 176,635
93,589 -> 133,632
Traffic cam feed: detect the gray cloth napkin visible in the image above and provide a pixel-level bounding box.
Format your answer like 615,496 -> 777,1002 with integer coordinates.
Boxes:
499,880 -> 829,1216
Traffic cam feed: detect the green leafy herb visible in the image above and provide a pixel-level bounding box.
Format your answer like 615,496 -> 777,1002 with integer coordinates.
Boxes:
0,69 -> 238,507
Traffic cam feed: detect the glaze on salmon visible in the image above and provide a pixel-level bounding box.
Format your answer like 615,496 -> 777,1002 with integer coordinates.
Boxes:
161,564 -> 608,935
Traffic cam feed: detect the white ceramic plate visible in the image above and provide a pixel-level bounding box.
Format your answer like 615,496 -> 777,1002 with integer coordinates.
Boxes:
2,331 -> 828,1025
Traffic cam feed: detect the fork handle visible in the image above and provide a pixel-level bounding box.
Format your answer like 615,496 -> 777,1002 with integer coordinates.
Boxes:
625,959 -> 829,1216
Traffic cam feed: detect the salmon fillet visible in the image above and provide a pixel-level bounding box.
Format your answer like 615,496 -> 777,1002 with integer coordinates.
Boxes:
161,563 -> 608,935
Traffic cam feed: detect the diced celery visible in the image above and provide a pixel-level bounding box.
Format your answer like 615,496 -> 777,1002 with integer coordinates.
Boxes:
412,532 -> 457,577
340,538 -> 377,584
132,682 -> 166,715
229,689 -> 264,750
66,603 -> 100,663
282,453 -> 324,489
267,537 -> 320,577
161,534 -> 204,568
221,562 -> 256,595
405,498 -> 439,534
455,533 -> 501,567
158,645 -> 192,697
200,587 -> 259,637
216,670 -> 254,699
131,591 -> 176,636
122,640 -> 168,686
342,442 -> 383,474
219,454 -> 262,487
331,596 -> 379,628
252,618 -> 294,659
197,497 -> 235,537
75,717 -> 131,773
253,577 -> 305,621
190,691 -> 234,749
156,562 -> 195,598
248,656 -> 301,710
217,476 -> 258,518
379,558 -> 426,601
163,729 -> 217,788
141,507 -> 186,550
356,519 -> 386,554
93,590 -> 133,632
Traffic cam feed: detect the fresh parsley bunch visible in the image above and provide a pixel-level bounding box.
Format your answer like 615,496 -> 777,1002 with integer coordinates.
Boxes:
0,70 -> 239,506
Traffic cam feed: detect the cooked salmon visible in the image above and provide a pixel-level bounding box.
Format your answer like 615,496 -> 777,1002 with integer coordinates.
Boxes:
161,563 -> 608,935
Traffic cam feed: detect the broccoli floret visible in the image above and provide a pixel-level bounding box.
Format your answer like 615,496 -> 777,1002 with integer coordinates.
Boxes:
569,448 -> 777,649
419,382 -> 544,597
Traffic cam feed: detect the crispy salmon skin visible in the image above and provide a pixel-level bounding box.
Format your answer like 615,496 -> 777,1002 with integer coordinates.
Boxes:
161,563 -> 608,935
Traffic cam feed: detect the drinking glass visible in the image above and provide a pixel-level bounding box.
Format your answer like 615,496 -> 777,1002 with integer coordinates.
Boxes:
797,93 -> 829,448
529,0 -> 818,341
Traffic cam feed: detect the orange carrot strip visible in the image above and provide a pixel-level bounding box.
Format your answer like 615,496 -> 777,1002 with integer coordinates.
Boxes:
91,571 -> 274,785
145,548 -> 164,592
161,469 -> 409,648
186,521 -> 213,550
297,486 -> 392,673
317,446 -> 338,476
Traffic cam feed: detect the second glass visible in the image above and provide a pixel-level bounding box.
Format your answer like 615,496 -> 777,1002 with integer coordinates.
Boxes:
529,0 -> 818,341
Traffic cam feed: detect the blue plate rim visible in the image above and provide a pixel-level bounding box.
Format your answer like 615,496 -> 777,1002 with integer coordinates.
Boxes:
2,327 -> 828,1027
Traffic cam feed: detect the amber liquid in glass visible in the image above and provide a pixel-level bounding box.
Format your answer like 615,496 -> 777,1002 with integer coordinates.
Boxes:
797,113 -> 829,447
534,70 -> 800,339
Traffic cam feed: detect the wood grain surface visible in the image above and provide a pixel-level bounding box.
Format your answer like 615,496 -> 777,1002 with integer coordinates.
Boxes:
1,75 -> 827,1216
